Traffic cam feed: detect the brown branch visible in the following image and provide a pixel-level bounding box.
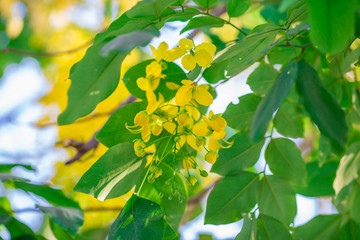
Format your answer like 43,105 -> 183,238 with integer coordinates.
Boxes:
64,95 -> 137,165
1,38 -> 94,57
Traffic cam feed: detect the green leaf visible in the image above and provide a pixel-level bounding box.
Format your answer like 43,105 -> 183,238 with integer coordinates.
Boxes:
265,138 -> 307,185
268,47 -> 301,65
193,0 -> 218,8
227,0 -> 251,18
259,175 -> 296,225
202,60 -> 228,84
273,101 -> 304,138
334,219 -> 360,239
101,27 -> 160,56
223,94 -> 262,132
215,24 -> 281,77
5,217 -> 37,239
334,142 -> 360,195
295,214 -> 344,240
247,64 -> 278,96
49,219 -> 73,240
211,132 -> 264,175
96,101 -> 147,148
180,16 -> 224,34
154,0 -> 180,14
235,213 -> 257,240
126,2 -> 175,20
74,143 -> 145,201
257,214 -> 292,240
250,60 -> 298,141
205,171 -> 260,225
39,206 -> 84,235
123,60 -> 186,101
13,182 -> 80,209
187,64 -> 202,81
136,162 -> 187,231
0,164 -> 35,173
109,195 -> 177,240
286,0 -> 307,27
307,0 -> 356,54
349,182 -> 360,226
58,16 -> 153,125
296,59 -> 347,152
296,161 -> 337,197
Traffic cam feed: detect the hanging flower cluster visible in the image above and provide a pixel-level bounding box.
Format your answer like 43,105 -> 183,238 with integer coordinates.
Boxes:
127,39 -> 231,187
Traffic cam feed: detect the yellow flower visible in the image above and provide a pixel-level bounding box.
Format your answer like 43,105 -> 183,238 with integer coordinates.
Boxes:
177,110 -> 193,127
150,119 -> 163,136
165,39 -> 216,70
146,91 -> 164,114
134,111 -> 150,127
136,61 -> 166,92
175,80 -> 213,106
205,150 -> 218,164
150,42 -> 169,62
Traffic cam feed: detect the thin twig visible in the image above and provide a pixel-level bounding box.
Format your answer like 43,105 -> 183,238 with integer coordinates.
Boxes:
2,38 -> 94,57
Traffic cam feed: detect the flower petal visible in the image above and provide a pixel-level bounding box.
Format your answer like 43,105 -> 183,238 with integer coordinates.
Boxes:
193,121 -> 211,136
164,47 -> 187,61
136,77 -> 152,91
181,54 -> 197,70
194,85 -> 213,106
151,42 -> 169,62
175,85 -> 192,106
179,38 -> 194,51
194,49 -> 213,68
195,42 -> 216,55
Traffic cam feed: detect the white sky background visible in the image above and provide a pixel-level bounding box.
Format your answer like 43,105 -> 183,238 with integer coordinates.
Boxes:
0,0 -> 337,239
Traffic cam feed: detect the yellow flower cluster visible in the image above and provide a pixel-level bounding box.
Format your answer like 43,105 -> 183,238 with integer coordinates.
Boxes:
127,39 -> 231,186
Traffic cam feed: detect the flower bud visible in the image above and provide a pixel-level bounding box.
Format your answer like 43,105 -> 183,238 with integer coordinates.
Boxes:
135,146 -> 146,157
205,150 -> 218,164
195,136 -> 206,147
134,139 -> 146,149
188,176 -> 197,186
134,111 -> 150,127
154,169 -> 163,178
177,111 -> 190,126
200,170 -> 208,177
183,156 -> 195,170
151,120 -> 163,136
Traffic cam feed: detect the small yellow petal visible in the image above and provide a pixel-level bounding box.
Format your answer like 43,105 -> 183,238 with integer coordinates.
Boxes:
210,130 -> 226,140
179,38 -> 194,51
205,150 -> 218,164
146,61 -> 162,77
194,85 -> 213,106
146,91 -> 158,114
194,49 -> 213,68
181,79 -> 194,86
208,139 -> 220,151
151,78 -> 160,91
164,47 -> 187,61
210,115 -> 227,132
165,82 -> 180,90
195,42 -> 216,55
163,122 -> 176,134
142,125 -> 151,142
193,121 -> 211,137
175,85 -> 193,106
187,134 -> 202,152
134,111 -> 150,127
181,54 -> 197,71
151,42 -> 169,62
137,77 -> 152,91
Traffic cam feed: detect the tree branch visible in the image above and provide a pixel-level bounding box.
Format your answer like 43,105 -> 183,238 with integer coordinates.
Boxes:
1,38 -> 94,57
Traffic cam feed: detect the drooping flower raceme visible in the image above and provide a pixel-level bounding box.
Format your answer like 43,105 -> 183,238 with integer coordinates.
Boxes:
127,39 -> 232,188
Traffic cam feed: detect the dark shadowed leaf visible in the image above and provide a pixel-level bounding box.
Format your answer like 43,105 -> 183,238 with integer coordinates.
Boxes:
108,195 -> 177,240
250,60 -> 298,141
296,59 -> 347,152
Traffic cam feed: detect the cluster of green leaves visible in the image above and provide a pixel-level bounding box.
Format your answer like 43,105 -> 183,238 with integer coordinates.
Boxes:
0,164 -> 84,239
27,0 -> 360,239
